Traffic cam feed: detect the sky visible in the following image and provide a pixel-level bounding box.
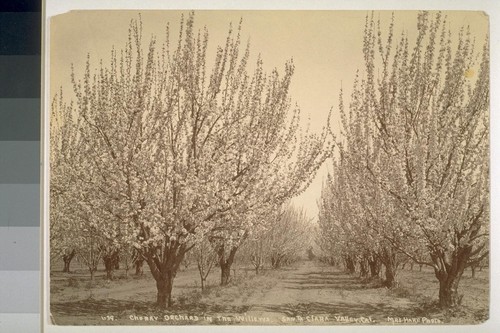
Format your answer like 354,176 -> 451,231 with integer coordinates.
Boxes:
50,10 -> 489,220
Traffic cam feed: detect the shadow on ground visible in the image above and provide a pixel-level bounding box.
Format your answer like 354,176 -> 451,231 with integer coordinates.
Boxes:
257,301 -> 418,319
51,299 -> 251,317
284,270 -> 377,291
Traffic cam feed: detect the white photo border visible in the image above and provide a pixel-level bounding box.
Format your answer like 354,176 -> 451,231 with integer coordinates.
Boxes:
42,1 -> 500,332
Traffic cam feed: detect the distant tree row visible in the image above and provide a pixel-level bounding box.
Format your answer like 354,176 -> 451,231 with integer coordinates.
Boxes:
318,12 -> 489,309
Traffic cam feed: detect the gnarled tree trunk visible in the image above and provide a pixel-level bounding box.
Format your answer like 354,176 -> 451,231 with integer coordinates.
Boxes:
143,242 -> 188,309
368,256 -> 381,278
380,247 -> 398,288
436,273 -> 462,308
103,250 -> 120,280
431,247 -> 470,308
218,244 -> 238,286
155,271 -> 175,308
383,263 -> 397,288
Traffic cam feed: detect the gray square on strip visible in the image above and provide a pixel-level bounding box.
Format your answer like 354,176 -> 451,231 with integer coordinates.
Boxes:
0,99 -> 40,141
0,55 -> 40,98
0,270 -> 39,313
0,313 -> 40,332
0,184 -> 39,227
0,226 -> 39,270
0,141 -> 40,184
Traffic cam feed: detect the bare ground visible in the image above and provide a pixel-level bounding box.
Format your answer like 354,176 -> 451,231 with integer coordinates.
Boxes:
50,260 -> 489,326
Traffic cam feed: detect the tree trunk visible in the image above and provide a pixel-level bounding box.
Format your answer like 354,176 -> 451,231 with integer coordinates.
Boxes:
144,248 -> 186,309
218,245 -> 238,286
156,271 -> 175,308
359,259 -> 368,277
469,262 -> 480,278
419,264 -> 423,271
103,250 -> 119,280
431,247 -> 469,308
114,255 -> 120,270
251,254 -> 263,274
200,277 -> 206,291
383,262 -> 397,288
368,256 -> 381,278
437,272 -> 462,308
103,257 -> 114,280
379,247 -> 398,288
62,249 -> 76,273
220,262 -> 231,286
135,257 -> 144,276
271,254 -> 283,269
345,256 -> 356,274
197,260 -> 212,292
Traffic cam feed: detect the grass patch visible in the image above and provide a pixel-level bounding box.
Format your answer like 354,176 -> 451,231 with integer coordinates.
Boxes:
67,277 -> 79,288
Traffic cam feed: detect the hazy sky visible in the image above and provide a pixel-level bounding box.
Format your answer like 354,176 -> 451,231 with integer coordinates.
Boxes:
50,10 -> 488,219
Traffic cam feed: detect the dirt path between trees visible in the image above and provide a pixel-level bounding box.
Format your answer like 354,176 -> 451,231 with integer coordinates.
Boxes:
240,260 -> 421,325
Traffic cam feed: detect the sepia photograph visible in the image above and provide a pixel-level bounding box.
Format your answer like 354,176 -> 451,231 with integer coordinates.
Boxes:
47,9 -> 489,327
